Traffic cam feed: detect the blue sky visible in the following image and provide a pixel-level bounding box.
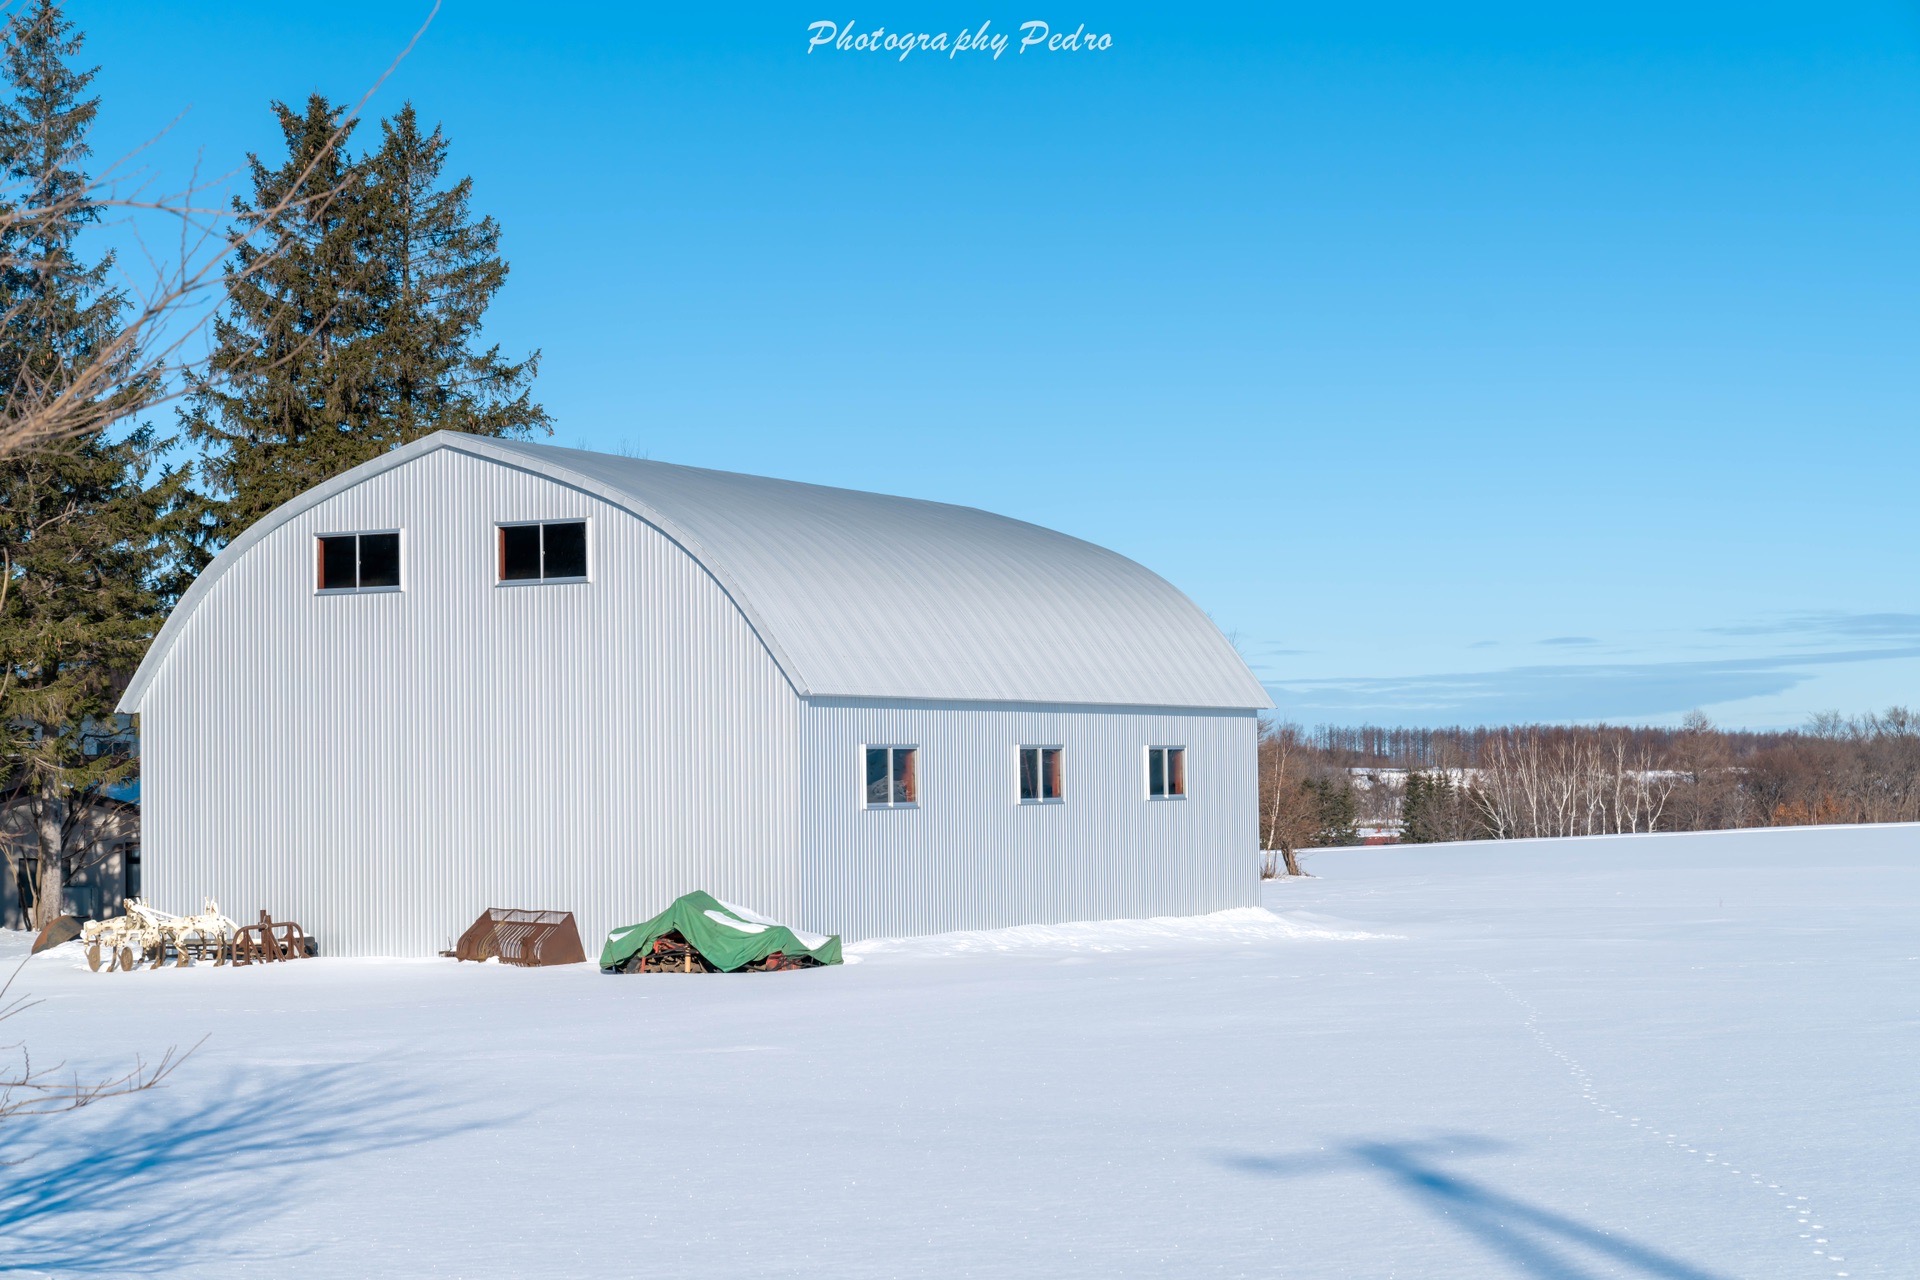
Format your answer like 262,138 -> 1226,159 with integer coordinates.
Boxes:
75,1 -> 1920,729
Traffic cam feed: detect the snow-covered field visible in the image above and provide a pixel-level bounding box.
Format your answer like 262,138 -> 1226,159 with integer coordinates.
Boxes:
2,824 -> 1914,1278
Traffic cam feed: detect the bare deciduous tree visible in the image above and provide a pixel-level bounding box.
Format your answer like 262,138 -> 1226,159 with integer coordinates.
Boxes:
0,0 -> 439,461
1264,709 -> 1920,846
1472,728 -> 1678,839
1258,721 -> 1321,876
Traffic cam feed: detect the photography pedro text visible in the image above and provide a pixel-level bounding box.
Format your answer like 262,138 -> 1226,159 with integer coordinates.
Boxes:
806,20 -> 1113,61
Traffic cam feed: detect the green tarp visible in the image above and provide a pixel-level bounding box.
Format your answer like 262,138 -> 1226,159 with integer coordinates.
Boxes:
599,891 -> 843,972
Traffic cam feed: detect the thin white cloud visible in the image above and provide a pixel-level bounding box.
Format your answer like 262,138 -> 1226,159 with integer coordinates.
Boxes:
1265,645 -> 1920,726
1706,611 -> 1920,640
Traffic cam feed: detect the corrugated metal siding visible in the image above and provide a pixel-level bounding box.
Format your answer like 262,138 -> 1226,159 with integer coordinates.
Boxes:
140,449 -> 801,957
138,444 -> 1265,957
796,699 -> 1259,941
128,433 -> 1274,714
483,438 -> 1272,707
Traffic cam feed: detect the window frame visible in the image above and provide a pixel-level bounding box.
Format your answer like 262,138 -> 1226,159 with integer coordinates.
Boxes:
1146,745 -> 1188,800
863,744 -> 920,810
1017,745 -> 1065,805
494,518 -> 591,586
314,529 -> 404,595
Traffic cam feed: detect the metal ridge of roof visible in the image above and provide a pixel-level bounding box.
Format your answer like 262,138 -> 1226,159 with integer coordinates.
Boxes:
119,431 -> 1273,713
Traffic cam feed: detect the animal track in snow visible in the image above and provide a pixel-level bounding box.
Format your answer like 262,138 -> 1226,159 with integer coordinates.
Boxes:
1482,974 -> 1851,1277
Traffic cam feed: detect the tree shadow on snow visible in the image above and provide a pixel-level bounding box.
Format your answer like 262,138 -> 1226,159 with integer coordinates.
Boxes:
0,1062 -> 493,1274
1218,1135 -> 1731,1280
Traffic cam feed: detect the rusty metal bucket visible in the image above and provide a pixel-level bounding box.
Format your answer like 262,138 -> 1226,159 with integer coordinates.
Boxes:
453,909 -> 586,967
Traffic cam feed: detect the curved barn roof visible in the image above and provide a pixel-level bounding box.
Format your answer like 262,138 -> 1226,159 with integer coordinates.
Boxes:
121,432 -> 1271,712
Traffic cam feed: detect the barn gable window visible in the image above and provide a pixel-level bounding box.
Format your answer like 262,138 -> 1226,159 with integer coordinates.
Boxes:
498,520 -> 589,583
316,532 -> 402,592
1018,746 -> 1063,803
1147,746 -> 1186,799
865,746 -> 918,808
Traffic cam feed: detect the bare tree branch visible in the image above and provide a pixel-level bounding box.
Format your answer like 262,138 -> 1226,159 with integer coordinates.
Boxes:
0,0 -> 441,460
0,955 -> 198,1120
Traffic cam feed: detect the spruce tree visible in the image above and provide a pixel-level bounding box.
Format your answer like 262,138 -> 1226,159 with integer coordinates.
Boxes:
0,0 -> 194,926
364,103 -> 548,443
1402,771 -> 1434,843
181,95 -> 381,541
1304,776 -> 1359,847
0,0 -> 119,409
184,99 -> 547,548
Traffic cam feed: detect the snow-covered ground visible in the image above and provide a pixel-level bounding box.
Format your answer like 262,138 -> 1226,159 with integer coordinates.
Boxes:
2,824 -> 1914,1278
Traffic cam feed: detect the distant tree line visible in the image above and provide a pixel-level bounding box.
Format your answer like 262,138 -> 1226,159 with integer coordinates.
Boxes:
1259,709 -> 1920,874
0,1 -> 541,928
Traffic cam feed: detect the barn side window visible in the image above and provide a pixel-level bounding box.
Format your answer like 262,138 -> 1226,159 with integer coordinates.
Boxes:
865,745 -> 918,808
316,532 -> 402,592
1018,746 -> 1063,803
497,520 -> 589,583
1147,746 -> 1186,799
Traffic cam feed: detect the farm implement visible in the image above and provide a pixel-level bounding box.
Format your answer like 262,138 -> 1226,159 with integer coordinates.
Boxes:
81,900 -> 315,970
83,898 -> 236,971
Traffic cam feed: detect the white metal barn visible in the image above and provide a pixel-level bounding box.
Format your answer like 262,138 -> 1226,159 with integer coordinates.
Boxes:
118,432 -> 1272,957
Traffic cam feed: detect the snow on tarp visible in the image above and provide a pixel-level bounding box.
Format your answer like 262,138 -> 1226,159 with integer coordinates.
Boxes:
599,891 -> 843,971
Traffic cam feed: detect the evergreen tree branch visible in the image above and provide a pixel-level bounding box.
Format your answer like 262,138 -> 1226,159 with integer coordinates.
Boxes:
0,0 -> 442,461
